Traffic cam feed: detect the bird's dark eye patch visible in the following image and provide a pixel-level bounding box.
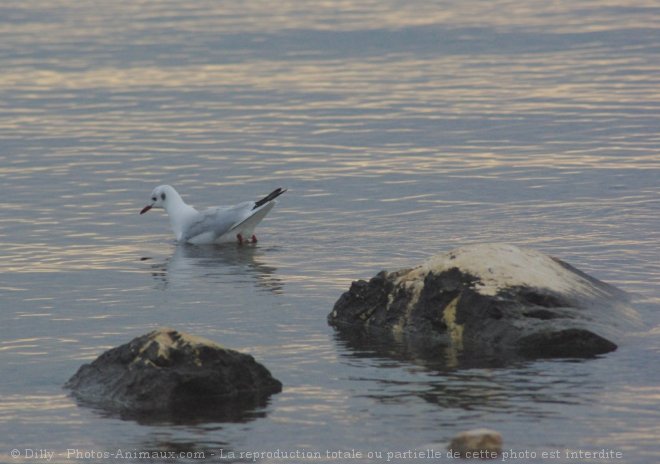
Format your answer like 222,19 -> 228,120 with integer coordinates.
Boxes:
152,197 -> 157,202
161,193 -> 166,201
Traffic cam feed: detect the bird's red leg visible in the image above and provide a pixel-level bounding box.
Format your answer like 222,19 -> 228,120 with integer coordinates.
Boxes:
251,234 -> 258,243
237,233 -> 244,245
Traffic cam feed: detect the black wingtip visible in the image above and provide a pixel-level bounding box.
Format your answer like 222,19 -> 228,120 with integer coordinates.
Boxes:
253,187 -> 287,210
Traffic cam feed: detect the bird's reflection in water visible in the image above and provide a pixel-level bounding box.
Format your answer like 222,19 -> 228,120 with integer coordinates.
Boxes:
144,244 -> 283,294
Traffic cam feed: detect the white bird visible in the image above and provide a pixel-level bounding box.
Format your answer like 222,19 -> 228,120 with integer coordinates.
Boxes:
139,185 -> 286,245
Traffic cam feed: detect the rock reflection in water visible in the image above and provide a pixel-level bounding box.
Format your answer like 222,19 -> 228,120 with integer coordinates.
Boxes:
79,394 -> 273,426
331,327 -> 592,416
331,325 -> 510,372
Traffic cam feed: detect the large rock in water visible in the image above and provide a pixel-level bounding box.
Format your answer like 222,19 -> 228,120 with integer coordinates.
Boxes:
65,328 -> 282,422
329,244 -> 639,358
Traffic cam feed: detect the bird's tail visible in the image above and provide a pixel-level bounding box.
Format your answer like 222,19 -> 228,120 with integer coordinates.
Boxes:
253,187 -> 287,210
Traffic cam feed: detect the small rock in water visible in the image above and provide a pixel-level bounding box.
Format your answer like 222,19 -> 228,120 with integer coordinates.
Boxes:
65,328 -> 282,422
448,428 -> 503,459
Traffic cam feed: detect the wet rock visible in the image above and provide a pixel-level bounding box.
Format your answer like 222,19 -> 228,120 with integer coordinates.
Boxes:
65,328 -> 282,422
449,429 -> 502,459
329,244 -> 639,359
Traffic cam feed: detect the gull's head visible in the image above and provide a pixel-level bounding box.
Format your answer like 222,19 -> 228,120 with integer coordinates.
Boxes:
140,185 -> 177,214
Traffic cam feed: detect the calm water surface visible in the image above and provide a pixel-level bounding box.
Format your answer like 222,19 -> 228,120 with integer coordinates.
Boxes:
1,1 -> 659,463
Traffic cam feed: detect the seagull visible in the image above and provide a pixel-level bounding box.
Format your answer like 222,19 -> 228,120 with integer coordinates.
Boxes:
139,185 -> 286,245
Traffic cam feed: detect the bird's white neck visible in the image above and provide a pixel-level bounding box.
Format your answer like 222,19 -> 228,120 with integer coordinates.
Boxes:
163,192 -> 197,241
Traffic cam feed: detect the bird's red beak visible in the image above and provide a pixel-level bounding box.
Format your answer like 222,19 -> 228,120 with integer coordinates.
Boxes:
140,204 -> 153,215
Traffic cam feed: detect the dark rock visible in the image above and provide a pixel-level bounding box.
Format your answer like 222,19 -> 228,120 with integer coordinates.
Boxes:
516,329 -> 617,358
329,244 -> 639,359
65,328 -> 282,422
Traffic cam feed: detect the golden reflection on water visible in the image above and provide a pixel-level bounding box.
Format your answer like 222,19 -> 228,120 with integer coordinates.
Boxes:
0,244 -> 145,273
0,394 -> 75,415
1,0 -> 658,38
0,56 -> 656,172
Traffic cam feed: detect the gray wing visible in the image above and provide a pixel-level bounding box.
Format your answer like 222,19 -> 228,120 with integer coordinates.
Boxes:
182,202 -> 254,242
